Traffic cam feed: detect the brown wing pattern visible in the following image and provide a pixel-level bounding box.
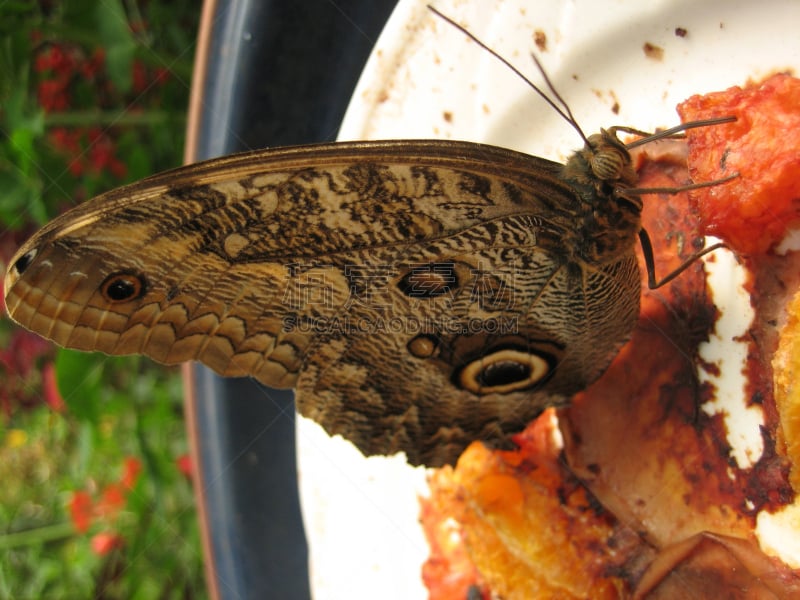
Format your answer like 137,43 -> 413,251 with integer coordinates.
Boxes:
4,140 -> 641,466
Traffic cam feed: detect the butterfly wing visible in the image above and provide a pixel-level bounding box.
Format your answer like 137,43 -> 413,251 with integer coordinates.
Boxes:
4,140 -> 640,466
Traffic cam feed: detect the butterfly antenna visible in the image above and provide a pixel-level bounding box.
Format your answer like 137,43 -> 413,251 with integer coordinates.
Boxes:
428,5 -> 589,145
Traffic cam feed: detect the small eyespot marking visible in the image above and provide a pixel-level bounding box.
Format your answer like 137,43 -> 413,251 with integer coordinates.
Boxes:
100,272 -> 147,303
13,249 -> 37,275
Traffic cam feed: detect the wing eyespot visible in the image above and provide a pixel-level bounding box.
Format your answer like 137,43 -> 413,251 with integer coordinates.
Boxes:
458,348 -> 552,395
100,272 -> 147,303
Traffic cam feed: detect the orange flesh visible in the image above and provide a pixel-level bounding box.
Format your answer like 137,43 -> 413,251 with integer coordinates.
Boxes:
678,73 -> 800,255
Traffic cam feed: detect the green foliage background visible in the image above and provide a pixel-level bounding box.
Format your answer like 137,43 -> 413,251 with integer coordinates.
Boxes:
0,1 -> 205,597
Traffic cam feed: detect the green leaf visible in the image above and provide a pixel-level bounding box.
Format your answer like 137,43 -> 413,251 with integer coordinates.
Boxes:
55,349 -> 106,423
0,25 -> 33,103
116,132 -> 152,181
0,166 -> 44,227
9,110 -> 44,174
94,0 -> 135,93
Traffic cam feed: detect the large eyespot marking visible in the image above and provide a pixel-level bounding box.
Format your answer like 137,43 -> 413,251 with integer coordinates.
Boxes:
100,272 -> 147,303
458,348 -> 552,395
397,262 -> 457,298
13,249 -> 37,275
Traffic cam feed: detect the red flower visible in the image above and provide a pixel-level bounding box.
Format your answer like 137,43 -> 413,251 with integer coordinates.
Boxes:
69,491 -> 94,533
154,67 -> 170,86
121,457 -> 142,489
96,484 -> 127,519
34,52 -> 51,73
49,127 -> 81,154
68,457 -> 143,539
132,60 -> 148,93
34,44 -> 80,113
37,79 -> 69,112
48,45 -> 76,77
0,250 -> 56,411
109,158 -> 127,179
48,128 -> 85,176
42,362 -> 65,412
81,48 -> 105,79
1,329 -> 51,377
86,127 -> 103,143
67,159 -> 85,177
176,453 -> 193,480
91,532 -> 124,556
48,128 -> 128,181
87,132 -> 127,178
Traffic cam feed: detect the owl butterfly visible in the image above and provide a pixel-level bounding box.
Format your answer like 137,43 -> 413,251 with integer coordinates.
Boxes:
3,8 -> 731,467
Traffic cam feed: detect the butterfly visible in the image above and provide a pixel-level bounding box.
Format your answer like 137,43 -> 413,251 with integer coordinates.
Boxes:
2,7 -> 731,467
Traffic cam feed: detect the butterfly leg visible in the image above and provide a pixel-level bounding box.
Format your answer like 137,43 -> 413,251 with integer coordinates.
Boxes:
638,228 -> 727,290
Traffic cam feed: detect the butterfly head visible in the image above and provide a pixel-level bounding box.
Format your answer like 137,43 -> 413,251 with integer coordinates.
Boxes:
585,129 -> 638,187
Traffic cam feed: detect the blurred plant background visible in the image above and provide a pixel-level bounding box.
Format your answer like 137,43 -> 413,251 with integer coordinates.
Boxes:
0,1 -> 205,597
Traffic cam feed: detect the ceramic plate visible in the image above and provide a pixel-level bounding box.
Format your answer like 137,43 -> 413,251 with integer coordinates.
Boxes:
298,1 -> 800,597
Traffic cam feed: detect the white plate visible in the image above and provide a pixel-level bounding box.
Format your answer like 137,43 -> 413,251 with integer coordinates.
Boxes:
298,1 -> 800,597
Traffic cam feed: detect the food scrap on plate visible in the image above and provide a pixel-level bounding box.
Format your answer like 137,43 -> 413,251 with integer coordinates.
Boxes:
421,74 -> 800,599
